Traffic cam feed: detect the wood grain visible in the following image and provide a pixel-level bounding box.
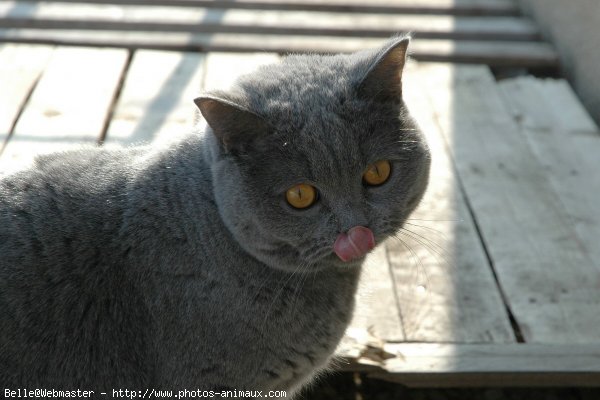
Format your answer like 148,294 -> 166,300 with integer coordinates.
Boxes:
0,46 -> 128,174
0,44 -> 53,156
379,343 -> 600,387
348,244 -> 406,343
104,50 -> 205,146
385,62 -> 514,343
498,76 -> 600,277
417,63 -> 600,344
337,342 -> 600,386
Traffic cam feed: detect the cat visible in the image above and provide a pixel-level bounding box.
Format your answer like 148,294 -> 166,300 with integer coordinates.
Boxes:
0,36 -> 430,397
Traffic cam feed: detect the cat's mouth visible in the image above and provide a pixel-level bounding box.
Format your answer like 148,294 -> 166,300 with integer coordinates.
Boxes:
333,226 -> 375,262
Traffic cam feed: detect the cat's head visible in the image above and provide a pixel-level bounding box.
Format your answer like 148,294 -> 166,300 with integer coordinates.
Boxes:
195,36 -> 430,272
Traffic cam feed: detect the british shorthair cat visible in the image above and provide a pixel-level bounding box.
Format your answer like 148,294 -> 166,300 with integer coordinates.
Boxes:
0,36 -> 430,397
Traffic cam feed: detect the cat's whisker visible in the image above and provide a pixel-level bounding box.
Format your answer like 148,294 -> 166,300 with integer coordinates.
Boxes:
391,233 -> 431,292
289,261 -> 312,317
404,222 -> 448,241
406,218 -> 461,222
398,228 -> 452,268
400,226 -> 448,255
260,261 -> 304,331
259,246 -> 323,333
249,266 -> 278,306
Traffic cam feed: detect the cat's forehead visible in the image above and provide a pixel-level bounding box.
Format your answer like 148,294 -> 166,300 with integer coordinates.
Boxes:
235,54 -> 362,129
233,50 -> 412,175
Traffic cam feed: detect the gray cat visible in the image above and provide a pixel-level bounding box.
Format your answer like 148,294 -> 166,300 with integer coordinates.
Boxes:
0,36 -> 430,397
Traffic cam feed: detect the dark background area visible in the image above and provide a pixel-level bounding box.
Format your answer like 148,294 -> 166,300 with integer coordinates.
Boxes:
302,373 -> 600,400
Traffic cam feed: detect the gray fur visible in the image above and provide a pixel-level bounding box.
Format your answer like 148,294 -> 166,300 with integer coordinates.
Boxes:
0,37 -> 430,396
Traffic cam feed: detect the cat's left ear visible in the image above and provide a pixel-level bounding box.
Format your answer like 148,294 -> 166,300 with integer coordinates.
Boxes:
194,95 -> 272,153
357,36 -> 410,103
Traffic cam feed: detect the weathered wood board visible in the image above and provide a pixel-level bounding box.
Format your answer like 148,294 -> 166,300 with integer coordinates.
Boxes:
369,343 -> 600,387
104,50 -> 205,146
416,63 -> 600,344
384,62 -> 515,343
0,44 -> 53,155
498,77 -> 600,274
0,46 -> 128,174
201,52 -> 280,91
0,2 -> 540,41
0,30 -> 558,68
0,0 -> 558,68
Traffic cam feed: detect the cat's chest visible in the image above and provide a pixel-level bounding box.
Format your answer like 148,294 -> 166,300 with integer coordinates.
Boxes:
151,256 -> 359,390
238,269 -> 359,389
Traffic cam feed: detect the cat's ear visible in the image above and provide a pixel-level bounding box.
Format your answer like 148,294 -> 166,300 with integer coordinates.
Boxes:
357,36 -> 410,103
194,95 -> 271,153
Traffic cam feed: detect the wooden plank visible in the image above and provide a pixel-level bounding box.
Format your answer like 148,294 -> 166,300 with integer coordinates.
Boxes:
0,18 -> 540,42
0,44 -> 53,155
103,50 -> 205,146
384,62 -> 514,343
0,2 -> 540,41
0,31 -> 560,68
497,76 -> 600,278
498,77 -> 598,134
14,0 -> 521,16
382,343 -> 600,373
416,63 -> 600,344
0,46 -> 128,175
376,343 -> 600,387
202,52 -> 280,91
345,245 -> 406,344
337,343 -> 600,387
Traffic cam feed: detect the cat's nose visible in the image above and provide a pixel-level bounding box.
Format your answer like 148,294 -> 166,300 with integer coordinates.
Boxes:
333,201 -> 368,233
333,226 -> 375,262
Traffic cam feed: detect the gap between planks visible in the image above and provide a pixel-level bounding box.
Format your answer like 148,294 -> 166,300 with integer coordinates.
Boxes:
0,43 -> 53,158
102,49 -> 205,146
387,61 -> 515,344
0,45 -> 129,175
415,62 -> 600,344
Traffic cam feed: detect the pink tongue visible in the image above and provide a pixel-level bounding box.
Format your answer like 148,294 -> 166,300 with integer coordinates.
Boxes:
334,226 -> 376,262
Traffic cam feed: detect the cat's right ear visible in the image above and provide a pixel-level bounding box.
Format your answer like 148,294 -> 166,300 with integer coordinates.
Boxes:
357,36 -> 410,103
194,95 -> 271,153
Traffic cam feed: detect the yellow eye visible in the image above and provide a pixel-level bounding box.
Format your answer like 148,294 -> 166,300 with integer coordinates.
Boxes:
285,183 -> 317,209
363,160 -> 391,186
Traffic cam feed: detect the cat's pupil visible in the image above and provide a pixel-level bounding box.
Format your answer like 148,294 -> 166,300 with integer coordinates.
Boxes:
363,160 -> 391,186
285,183 -> 317,209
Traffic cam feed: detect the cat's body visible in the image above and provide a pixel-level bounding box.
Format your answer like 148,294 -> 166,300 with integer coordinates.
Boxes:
0,37 -> 430,395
